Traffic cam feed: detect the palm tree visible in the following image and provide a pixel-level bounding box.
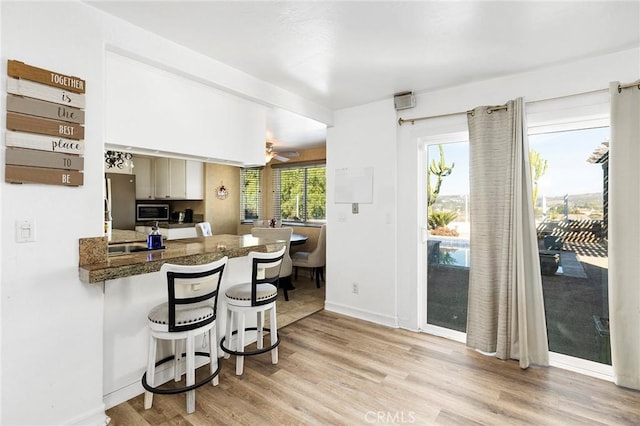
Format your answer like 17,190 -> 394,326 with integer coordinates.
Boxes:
530,149 -> 548,208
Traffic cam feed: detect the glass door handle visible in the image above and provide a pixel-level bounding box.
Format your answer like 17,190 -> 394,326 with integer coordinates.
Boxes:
421,226 -> 429,243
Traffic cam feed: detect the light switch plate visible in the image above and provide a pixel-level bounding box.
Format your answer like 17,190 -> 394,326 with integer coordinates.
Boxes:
352,203 -> 359,214
15,219 -> 36,243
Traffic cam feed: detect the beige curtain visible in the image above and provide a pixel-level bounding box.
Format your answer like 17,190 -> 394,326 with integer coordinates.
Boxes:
608,81 -> 640,390
466,98 -> 549,368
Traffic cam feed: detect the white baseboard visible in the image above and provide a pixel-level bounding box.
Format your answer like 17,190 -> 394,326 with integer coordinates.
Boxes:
324,301 -> 399,328
66,404 -> 109,426
103,356 -> 211,409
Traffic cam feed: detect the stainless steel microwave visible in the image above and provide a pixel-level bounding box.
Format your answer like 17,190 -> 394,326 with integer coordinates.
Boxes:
136,204 -> 170,222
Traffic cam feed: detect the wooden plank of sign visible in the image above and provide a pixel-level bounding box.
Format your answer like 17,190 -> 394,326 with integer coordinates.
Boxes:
8,60 -> 85,94
7,78 -> 85,108
6,131 -> 85,155
5,165 -> 83,186
5,148 -> 84,171
7,112 -> 84,140
6,94 -> 84,124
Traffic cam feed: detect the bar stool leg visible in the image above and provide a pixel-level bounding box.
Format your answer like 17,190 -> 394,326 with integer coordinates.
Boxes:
270,306 -> 278,364
144,333 -> 157,409
236,312 -> 246,375
186,334 -> 195,414
174,339 -> 183,382
256,311 -> 264,350
224,309 -> 233,359
209,326 -> 219,386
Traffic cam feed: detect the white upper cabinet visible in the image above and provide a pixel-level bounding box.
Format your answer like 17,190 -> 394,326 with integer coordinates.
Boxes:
133,155 -> 203,200
152,157 -> 202,200
134,156 -> 154,200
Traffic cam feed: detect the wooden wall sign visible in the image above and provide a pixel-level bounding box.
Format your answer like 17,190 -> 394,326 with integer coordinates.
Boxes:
6,148 -> 83,171
6,131 -> 85,155
5,60 -> 86,186
8,60 -> 85,93
7,94 -> 85,124
7,78 -> 85,108
7,112 -> 84,140
5,165 -> 83,186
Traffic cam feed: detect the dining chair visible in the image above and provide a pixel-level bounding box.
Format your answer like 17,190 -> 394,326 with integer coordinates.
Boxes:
195,221 -> 213,237
292,224 -> 326,288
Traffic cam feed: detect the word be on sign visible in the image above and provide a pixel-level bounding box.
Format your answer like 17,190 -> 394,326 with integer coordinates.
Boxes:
5,165 -> 83,187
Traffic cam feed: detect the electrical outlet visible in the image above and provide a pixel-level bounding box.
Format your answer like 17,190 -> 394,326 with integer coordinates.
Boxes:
352,282 -> 359,294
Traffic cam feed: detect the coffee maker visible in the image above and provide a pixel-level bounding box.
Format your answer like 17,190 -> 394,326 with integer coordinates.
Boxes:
184,208 -> 193,223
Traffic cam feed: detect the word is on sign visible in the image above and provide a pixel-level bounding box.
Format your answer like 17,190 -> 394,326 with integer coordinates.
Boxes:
7,78 -> 85,109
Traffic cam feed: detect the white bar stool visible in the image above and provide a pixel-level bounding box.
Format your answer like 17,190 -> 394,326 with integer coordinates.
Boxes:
219,247 -> 285,375
141,257 -> 227,414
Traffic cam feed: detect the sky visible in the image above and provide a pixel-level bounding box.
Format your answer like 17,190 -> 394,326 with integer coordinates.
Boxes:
428,127 -> 609,197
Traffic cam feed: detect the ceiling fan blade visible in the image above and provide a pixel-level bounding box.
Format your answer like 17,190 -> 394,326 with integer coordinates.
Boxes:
279,151 -> 299,158
273,154 -> 290,162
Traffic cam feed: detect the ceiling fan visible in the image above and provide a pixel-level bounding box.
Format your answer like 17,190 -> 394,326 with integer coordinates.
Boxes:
265,141 -> 299,163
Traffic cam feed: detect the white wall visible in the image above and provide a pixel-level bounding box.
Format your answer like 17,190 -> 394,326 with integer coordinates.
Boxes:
325,99 -> 398,326
0,2 -> 329,424
1,3 -> 107,425
327,47 -> 640,333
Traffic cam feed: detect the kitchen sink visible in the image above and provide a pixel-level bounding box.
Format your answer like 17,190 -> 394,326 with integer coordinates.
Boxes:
108,243 -> 152,256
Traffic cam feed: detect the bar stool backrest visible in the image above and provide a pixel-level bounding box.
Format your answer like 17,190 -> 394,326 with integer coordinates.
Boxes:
160,257 -> 227,332
248,247 -> 285,306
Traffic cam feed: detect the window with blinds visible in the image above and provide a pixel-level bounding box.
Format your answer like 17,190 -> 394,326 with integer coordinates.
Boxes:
240,168 -> 262,223
272,163 -> 326,224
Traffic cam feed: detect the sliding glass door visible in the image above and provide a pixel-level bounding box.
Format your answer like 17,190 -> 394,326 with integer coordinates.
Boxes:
529,127 -> 610,364
424,141 -> 470,336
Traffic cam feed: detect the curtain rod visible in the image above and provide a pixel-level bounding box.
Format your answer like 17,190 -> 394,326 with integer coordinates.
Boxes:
398,104 -> 507,125
618,79 -> 640,92
397,83 -> 635,126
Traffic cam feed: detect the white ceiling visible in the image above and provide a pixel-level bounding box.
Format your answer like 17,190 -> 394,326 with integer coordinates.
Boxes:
87,1 -> 640,150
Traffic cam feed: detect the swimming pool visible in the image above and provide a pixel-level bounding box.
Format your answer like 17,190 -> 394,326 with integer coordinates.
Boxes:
429,238 -> 471,267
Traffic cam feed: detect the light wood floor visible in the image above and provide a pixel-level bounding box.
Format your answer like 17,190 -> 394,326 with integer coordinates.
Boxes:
276,271 -> 326,328
107,307 -> 640,425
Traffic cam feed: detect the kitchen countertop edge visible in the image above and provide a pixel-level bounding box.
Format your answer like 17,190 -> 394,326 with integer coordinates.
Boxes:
79,234 -> 282,284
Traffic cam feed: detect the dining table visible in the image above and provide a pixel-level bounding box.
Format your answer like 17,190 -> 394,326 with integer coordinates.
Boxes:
290,233 -> 309,246
242,231 -> 308,246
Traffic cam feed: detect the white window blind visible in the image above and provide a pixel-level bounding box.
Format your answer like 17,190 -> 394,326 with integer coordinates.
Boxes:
272,163 -> 326,224
240,168 -> 262,223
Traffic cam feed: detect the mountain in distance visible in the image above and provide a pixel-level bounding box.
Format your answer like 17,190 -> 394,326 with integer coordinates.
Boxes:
434,192 -> 603,213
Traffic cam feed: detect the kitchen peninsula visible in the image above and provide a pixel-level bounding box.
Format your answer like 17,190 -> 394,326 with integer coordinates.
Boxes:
79,234 -> 286,408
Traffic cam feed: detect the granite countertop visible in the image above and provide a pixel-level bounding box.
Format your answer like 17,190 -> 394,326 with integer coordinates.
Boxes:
79,234 -> 285,284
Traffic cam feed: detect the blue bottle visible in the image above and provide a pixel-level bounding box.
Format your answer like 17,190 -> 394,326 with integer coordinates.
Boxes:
147,221 -> 163,249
